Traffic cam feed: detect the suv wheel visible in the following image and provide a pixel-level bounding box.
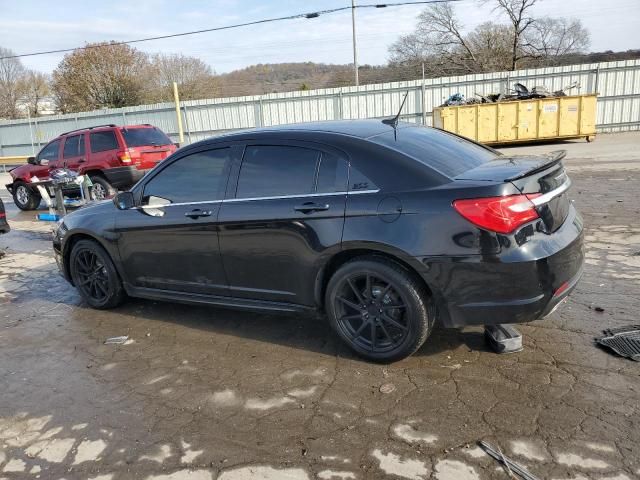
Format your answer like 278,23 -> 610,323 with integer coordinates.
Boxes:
13,182 -> 41,211
325,257 -> 434,362
70,239 -> 126,309
90,176 -> 116,200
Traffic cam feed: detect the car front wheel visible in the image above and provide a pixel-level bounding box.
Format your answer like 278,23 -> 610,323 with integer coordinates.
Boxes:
69,239 -> 126,309
12,182 -> 41,210
325,257 -> 434,362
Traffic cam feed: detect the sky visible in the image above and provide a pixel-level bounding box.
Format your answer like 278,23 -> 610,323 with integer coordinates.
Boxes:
1,0 -> 639,75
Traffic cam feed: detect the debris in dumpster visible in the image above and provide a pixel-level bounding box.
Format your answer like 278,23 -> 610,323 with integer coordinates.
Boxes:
596,325 -> 640,361
440,81 -> 581,107
104,336 -> 129,345
478,440 -> 540,480
484,325 -> 523,354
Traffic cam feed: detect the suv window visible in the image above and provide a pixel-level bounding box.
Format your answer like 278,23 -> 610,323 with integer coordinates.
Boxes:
316,152 -> 348,193
371,126 -> 498,178
63,134 -> 85,158
38,139 -> 61,162
121,127 -> 172,147
142,148 -> 231,204
237,146 -> 320,198
90,131 -> 119,153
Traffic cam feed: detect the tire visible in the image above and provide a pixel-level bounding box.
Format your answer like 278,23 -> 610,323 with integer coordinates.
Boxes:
325,257 -> 434,362
90,175 -> 116,200
69,239 -> 126,309
12,182 -> 41,211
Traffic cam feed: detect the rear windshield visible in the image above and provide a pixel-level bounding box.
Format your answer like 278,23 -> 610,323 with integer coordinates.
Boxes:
371,126 -> 498,178
121,127 -> 172,147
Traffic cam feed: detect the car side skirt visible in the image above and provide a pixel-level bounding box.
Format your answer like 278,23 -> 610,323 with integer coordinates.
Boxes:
124,284 -> 316,315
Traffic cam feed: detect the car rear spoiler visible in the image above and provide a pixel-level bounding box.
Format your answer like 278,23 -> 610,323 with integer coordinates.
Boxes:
505,150 -> 567,181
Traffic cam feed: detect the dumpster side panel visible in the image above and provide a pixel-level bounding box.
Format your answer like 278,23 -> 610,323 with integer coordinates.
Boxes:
559,97 -> 580,136
478,104 -> 498,143
498,103 -> 518,142
580,95 -> 597,135
457,106 -> 477,140
539,99 -> 560,138
517,100 -> 538,140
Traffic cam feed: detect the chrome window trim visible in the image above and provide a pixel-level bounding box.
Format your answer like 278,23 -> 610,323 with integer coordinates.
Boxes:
137,189 -> 380,210
530,178 -> 571,207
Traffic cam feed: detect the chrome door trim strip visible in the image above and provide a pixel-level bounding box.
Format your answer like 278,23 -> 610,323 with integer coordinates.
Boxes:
137,189 -> 380,209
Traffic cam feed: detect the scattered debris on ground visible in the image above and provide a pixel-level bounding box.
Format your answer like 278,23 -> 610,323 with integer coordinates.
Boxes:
478,440 -> 540,480
596,325 -> 640,361
104,335 -> 129,345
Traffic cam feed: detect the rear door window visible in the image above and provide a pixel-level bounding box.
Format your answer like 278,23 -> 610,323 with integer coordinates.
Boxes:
142,148 -> 231,204
63,135 -> 85,158
38,139 -> 61,162
316,152 -> 348,193
90,131 -> 119,153
371,126 -> 498,178
121,127 -> 172,147
236,146 -> 320,198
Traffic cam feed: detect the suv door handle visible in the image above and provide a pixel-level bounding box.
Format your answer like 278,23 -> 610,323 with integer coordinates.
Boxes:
294,202 -> 330,214
77,158 -> 86,163
185,209 -> 212,219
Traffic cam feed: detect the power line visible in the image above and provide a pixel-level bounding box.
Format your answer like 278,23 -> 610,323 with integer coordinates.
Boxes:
0,0 -> 466,60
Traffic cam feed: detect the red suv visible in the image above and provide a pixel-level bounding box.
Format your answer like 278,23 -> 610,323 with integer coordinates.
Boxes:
6,124 -> 177,210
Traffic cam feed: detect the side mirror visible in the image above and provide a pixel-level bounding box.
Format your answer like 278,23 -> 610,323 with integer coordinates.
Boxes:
27,156 -> 36,165
173,142 -> 180,148
113,191 -> 135,210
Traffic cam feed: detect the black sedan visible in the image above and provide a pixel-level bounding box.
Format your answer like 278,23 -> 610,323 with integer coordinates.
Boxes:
53,120 -> 584,361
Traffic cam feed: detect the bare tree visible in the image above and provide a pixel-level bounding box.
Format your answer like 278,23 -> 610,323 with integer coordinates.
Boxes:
489,0 -> 538,70
389,0 -> 591,75
522,17 -> 590,62
21,71 -> 50,116
0,46 -> 28,119
51,42 -> 148,113
145,53 -> 218,102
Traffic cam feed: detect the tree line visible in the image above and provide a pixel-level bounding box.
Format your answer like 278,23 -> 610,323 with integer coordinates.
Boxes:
0,0 -> 632,120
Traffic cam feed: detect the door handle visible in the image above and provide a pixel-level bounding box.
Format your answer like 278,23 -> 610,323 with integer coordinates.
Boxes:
185,209 -> 212,219
294,202 -> 330,214
78,159 -> 86,163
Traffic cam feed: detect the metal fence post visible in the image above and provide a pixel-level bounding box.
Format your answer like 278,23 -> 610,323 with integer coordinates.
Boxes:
122,111 -> 127,126
182,105 -> 192,144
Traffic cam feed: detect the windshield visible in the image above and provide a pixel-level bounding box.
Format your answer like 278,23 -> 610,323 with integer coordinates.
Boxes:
371,125 -> 498,178
121,127 -> 172,147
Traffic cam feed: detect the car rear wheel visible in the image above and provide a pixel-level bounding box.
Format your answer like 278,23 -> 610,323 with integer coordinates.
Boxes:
325,257 -> 434,362
70,239 -> 126,309
90,176 -> 116,200
12,182 -> 41,211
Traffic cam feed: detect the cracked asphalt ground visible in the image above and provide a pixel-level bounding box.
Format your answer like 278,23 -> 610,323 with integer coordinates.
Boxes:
1,132 -> 639,480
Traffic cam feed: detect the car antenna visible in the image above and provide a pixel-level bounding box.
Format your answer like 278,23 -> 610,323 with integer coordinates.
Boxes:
382,91 -> 409,140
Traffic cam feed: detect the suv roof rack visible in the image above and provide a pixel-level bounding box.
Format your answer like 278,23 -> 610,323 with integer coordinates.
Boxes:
60,124 -> 117,136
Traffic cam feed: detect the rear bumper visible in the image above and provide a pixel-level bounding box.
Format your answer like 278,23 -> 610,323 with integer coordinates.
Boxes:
425,207 -> 585,327
102,166 -> 148,189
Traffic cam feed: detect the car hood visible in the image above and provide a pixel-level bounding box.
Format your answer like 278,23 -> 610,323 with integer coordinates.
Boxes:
64,199 -> 115,221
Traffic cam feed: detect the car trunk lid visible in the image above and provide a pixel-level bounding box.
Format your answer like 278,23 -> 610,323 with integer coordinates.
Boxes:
456,150 -> 571,233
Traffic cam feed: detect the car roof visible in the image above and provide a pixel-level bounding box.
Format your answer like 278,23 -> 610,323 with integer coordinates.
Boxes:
208,119 -> 413,142
59,124 -> 154,137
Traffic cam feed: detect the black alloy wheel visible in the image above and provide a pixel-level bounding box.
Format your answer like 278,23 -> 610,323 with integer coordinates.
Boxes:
70,240 -> 126,309
326,258 -> 433,362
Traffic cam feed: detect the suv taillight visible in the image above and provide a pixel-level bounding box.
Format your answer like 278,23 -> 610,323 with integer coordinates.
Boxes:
117,150 -> 131,163
453,194 -> 541,234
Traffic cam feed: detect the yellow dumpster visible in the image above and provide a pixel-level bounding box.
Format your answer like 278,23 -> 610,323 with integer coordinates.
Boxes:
433,94 -> 597,145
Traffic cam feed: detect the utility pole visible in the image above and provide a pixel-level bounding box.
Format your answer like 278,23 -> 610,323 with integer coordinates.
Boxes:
172,82 -> 185,145
351,0 -> 359,86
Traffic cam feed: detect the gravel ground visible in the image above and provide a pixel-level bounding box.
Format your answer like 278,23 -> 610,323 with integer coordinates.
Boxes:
0,132 -> 639,480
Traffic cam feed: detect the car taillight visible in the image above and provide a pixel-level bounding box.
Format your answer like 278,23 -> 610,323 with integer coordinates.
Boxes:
118,150 -> 132,163
452,194 -> 541,234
